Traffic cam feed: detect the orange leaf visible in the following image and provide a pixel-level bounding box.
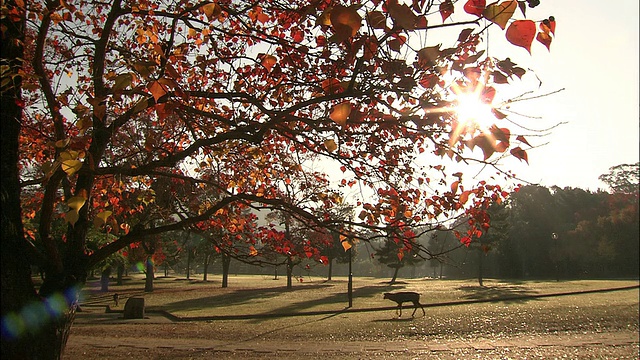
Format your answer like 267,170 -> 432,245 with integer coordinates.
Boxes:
330,102 -> 351,127
324,139 -> 337,152
536,31 -> 552,51
460,190 -> 471,204
147,81 -> 167,102
451,180 -> 460,194
439,0 -> 454,22
506,20 -> 536,53
397,251 -> 404,261
249,246 -> 258,256
201,3 -> 222,21
329,5 -> 362,42
483,0 -> 517,30
321,78 -> 343,94
261,54 -> 277,72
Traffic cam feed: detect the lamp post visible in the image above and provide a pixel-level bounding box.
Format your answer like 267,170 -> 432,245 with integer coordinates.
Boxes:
552,232 -> 559,281
348,245 -> 353,308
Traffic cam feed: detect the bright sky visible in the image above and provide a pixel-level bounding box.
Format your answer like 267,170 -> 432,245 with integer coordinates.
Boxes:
483,0 -> 639,191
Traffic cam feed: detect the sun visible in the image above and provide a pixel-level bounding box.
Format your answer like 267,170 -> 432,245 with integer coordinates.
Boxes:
454,92 -> 496,131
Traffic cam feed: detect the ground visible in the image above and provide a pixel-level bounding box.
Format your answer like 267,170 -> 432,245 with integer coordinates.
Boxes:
63,276 -> 639,359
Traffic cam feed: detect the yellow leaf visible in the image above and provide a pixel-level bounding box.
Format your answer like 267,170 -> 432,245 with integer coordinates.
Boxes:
132,97 -> 149,114
133,61 -> 156,79
76,117 -> 92,132
93,216 -> 104,228
316,7 -> 332,26
329,102 -> 351,127
483,0 -> 517,30
324,139 -> 337,152
61,159 -> 82,176
41,161 -> 57,175
94,210 -> 112,227
55,139 -> 69,148
67,196 -> 86,211
201,3 -> 222,20
249,246 -> 258,256
113,73 -> 133,91
59,150 -> 78,161
65,210 -> 79,226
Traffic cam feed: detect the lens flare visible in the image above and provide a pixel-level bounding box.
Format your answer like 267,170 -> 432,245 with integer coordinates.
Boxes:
454,92 -> 496,131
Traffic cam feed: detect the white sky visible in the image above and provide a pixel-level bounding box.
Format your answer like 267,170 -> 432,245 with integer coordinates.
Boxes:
479,0 -> 639,191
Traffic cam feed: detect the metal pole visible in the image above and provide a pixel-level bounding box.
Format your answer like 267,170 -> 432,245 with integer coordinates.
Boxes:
348,246 -> 353,308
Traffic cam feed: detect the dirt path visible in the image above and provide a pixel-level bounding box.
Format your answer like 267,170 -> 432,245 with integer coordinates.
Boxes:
64,329 -> 639,359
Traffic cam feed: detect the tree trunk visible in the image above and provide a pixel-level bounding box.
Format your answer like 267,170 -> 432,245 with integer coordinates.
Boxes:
286,257 -> 293,289
186,249 -> 192,280
273,265 -> 279,280
327,257 -> 333,280
116,262 -> 124,285
202,253 -> 210,281
0,5 -> 80,358
144,257 -> 154,292
477,250 -> 484,287
389,267 -> 400,284
100,266 -> 111,292
221,253 -> 230,288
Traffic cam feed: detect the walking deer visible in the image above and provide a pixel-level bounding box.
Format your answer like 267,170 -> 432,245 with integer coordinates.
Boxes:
383,292 -> 425,317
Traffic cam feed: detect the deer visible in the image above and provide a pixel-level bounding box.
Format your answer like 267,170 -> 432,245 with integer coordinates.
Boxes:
383,292 -> 425,318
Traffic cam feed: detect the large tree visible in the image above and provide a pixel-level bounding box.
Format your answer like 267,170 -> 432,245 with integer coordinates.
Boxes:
2,0 -> 557,358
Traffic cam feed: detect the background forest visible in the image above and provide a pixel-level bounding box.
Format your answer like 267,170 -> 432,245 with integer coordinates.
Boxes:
98,163 -> 639,287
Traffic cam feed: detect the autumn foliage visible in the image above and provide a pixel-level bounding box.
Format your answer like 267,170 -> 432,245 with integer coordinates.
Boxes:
2,0 -> 558,356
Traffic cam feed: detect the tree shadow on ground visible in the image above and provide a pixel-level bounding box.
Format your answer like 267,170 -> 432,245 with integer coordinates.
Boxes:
456,283 -> 541,304
248,284 -> 394,320
161,284 -> 333,313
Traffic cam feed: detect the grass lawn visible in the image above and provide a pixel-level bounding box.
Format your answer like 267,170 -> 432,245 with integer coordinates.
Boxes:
79,274 -> 639,318
65,274 -> 639,359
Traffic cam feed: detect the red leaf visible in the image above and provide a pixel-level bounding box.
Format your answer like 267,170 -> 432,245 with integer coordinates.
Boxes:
481,86 -> 496,103
548,16 -> 556,34
439,0 -> 454,22
516,135 -> 531,147
506,20 -> 536,54
510,147 -> 529,163
463,0 -> 486,17
536,31 -> 552,51
458,28 -> 474,43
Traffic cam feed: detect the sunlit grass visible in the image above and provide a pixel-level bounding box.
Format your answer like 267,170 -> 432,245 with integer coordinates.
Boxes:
78,274 -> 639,318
